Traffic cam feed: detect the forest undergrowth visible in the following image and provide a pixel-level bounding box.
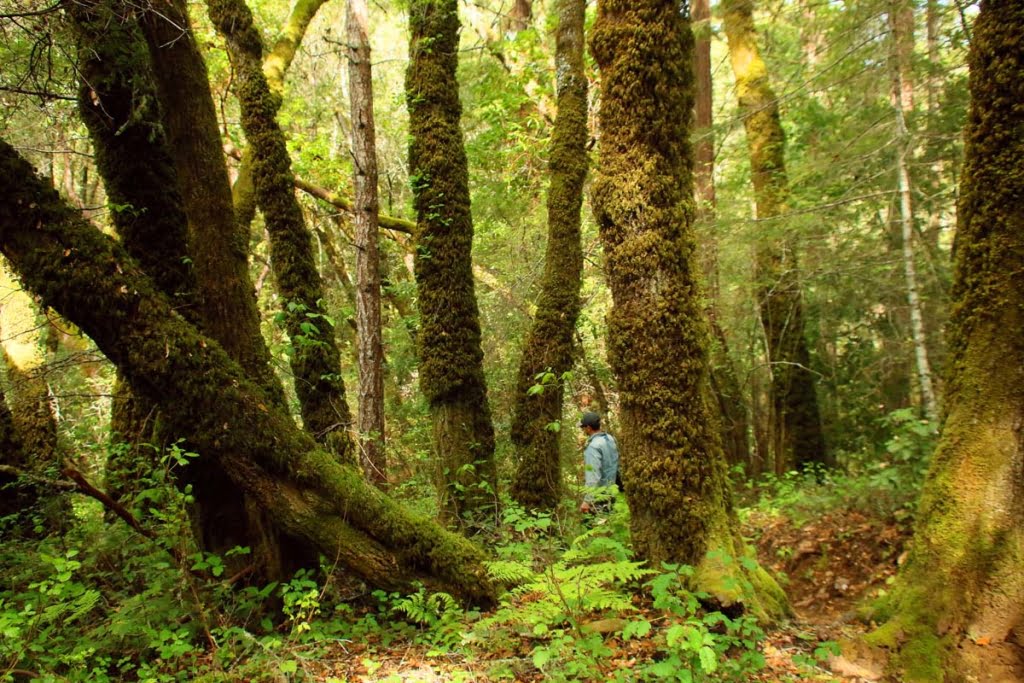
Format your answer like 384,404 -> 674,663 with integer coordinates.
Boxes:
0,411 -> 956,683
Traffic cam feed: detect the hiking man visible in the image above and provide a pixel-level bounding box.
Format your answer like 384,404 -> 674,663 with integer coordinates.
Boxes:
579,411 -> 620,514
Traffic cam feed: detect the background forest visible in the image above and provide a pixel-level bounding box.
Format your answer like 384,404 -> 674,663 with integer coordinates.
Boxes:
2,0 -> 1019,681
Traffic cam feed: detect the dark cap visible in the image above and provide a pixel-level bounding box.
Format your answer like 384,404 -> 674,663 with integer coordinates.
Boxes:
579,411 -> 601,429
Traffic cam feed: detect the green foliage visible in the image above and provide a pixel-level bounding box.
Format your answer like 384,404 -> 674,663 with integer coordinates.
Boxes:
476,502 -> 768,682
742,407 -> 937,525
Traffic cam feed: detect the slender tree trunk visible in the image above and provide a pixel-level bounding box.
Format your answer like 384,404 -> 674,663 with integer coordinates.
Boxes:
508,0 -> 587,511
207,0 -> 355,463
866,4 -> 1024,678
346,0 -> 387,487
0,139 -> 497,607
723,0 -> 828,471
889,4 -> 939,423
406,0 -> 497,527
693,0 -> 750,470
589,0 -> 786,618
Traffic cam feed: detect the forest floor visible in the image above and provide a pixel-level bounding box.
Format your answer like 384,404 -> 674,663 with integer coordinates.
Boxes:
284,505 -> 909,682
291,502 -> 1024,683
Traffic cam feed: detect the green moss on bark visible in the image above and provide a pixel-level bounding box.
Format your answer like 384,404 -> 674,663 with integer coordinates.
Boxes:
140,0 -> 286,410
865,3 -> 1024,679
0,139 -> 497,606
509,0 -> 587,511
406,0 -> 497,525
589,0 -> 786,620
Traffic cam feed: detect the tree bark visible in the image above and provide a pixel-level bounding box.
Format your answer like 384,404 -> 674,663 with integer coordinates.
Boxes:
508,0 -> 587,511
346,0 -> 387,487
72,0 -> 198,504
866,3 -> 1024,678
140,0 -> 285,409
0,138 -> 497,607
722,0 -> 828,472
139,0 -> 311,580
0,263 -> 65,534
406,0 -> 497,527
589,0 -> 786,618
207,0 -> 355,463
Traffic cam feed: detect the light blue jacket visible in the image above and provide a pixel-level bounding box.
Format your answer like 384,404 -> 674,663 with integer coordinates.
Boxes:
583,431 -> 619,501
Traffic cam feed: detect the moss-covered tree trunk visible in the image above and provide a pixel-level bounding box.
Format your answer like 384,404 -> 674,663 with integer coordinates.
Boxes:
140,0 -> 286,407
508,0 -> 587,511
347,0 -> 387,487
72,0 -> 198,504
231,0 -> 329,234
589,0 -> 786,618
693,0 -> 750,470
866,3 -> 1024,679
406,0 -> 497,526
139,0 -> 312,580
0,138 -> 497,607
207,0 -> 355,464
722,0 -> 828,472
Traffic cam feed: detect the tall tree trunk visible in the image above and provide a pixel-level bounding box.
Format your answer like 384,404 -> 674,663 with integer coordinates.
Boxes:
0,138 -> 497,607
346,0 -> 387,487
693,0 -> 750,470
140,0 -> 308,580
232,0 -> 330,233
889,3 -> 939,423
866,4 -> 1024,678
406,0 -> 497,527
722,0 -> 828,471
72,0 -> 199,503
140,0 -> 285,407
589,0 -> 786,618
508,0 -> 587,511
207,0 -> 355,463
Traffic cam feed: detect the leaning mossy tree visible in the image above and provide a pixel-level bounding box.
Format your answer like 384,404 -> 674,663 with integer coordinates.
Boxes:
77,0 -> 308,582
589,0 -> 787,618
406,0 -> 497,526
508,0 -> 588,511
71,0 -> 197,504
865,2 -> 1024,679
722,0 -> 828,473
0,138 -> 497,607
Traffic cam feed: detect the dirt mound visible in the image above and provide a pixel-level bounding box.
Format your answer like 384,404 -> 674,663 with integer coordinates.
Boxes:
746,509 -> 910,625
